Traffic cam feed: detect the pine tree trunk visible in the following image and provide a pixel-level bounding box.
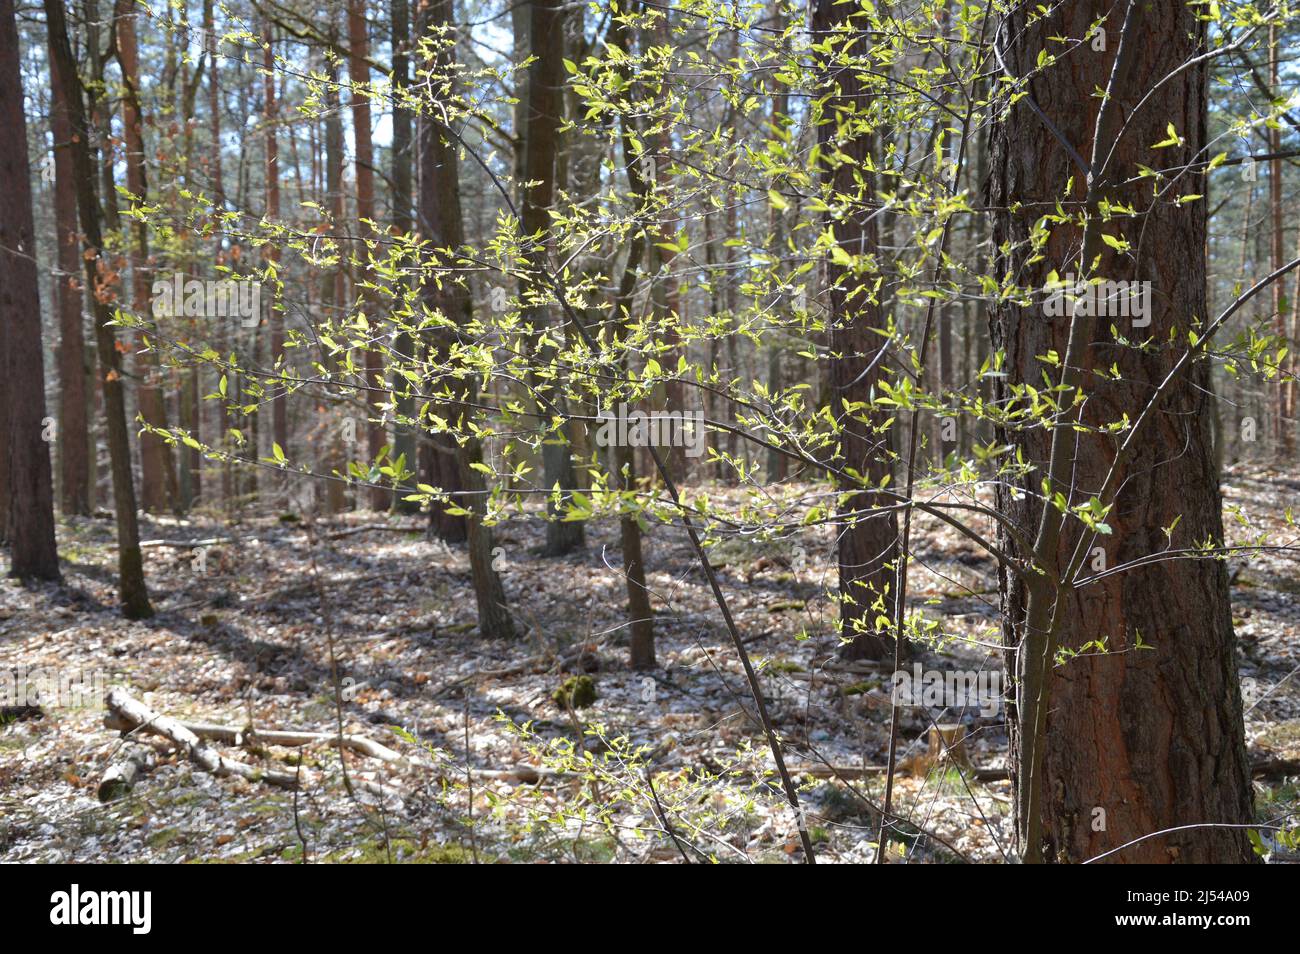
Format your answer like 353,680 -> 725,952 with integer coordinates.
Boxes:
347,0 -> 389,510
49,35 -> 91,517
811,0 -> 899,661
389,0 -> 418,514
989,0 -> 1254,863
522,0 -> 584,557
45,0 -> 151,616
264,22 -> 287,464
418,0 -> 515,638
118,1 -> 179,515
0,0 -> 59,579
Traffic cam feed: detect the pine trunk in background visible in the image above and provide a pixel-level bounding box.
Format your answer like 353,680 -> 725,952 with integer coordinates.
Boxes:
118,0 -> 180,515
323,52 -> 350,514
522,0 -> 583,557
1268,25 -> 1291,455
415,10 -> 468,545
45,0 -> 152,616
418,0 -> 515,639
206,0 -> 232,509
610,16 -> 656,668
811,0 -> 899,661
50,33 -> 91,516
0,0 -> 60,579
990,0 -> 1253,863
347,0 -> 389,510
264,23 -> 287,464
389,0 -> 418,514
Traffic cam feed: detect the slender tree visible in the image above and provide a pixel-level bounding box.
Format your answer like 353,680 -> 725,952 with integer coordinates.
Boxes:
118,0 -> 180,514
811,0 -> 899,660
49,31 -> 91,516
418,0 -> 516,638
264,22 -> 287,462
612,9 -> 656,670
522,0 -> 584,556
45,0 -> 152,615
347,0 -> 389,509
389,0 -> 418,513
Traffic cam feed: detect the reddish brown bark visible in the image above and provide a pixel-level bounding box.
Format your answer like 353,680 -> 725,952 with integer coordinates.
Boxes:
1,0 -> 59,578
522,0 -> 584,557
347,0 -> 388,510
990,0 -> 1253,862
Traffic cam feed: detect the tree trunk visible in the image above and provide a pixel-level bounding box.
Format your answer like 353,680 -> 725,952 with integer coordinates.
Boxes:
989,0 -> 1254,863
418,0 -> 515,638
118,0 -> 179,515
347,0 -> 389,510
264,22 -> 287,463
205,0 -> 232,509
45,0 -> 152,616
811,0 -> 899,661
389,0 -> 418,514
416,0 -> 468,545
0,0 -> 60,579
322,45 -> 350,515
49,34 -> 91,517
522,0 -> 584,556
1268,25 -> 1291,455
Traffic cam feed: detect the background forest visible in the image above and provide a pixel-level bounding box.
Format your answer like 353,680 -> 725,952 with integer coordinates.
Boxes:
2,0 -> 1300,865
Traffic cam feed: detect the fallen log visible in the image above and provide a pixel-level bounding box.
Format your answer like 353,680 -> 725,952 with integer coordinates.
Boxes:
138,536 -> 235,550
105,690 -> 403,803
326,523 -> 423,540
104,710 -> 430,770
106,688 -> 301,789
104,700 -> 581,788
97,743 -> 157,802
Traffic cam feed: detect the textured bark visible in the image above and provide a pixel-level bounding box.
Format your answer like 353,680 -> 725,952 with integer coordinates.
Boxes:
50,37 -> 91,516
990,1 -> 1253,863
0,0 -> 59,578
522,0 -> 584,556
45,0 -> 152,616
416,0 -> 468,545
811,0 -> 898,660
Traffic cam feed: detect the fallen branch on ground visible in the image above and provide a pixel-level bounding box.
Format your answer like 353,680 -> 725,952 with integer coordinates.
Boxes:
104,688 -> 402,801
326,523 -> 424,540
97,743 -> 157,802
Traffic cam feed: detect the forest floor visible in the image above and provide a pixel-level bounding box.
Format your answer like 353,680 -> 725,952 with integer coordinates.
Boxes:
2,464 -> 1298,863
